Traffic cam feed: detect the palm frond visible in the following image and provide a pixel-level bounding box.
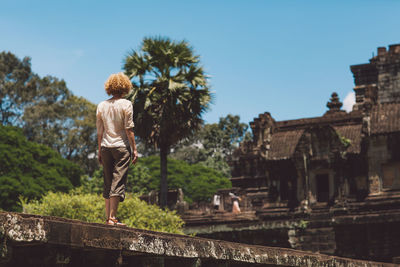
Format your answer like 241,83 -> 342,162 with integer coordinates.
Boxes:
124,36 -> 212,149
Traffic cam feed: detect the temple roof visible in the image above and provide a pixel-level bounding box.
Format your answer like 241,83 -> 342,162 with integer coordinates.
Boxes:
262,102 -> 400,160
238,98 -> 400,162
268,129 -> 304,160
274,111 -> 362,131
263,110 -> 364,160
371,102 -> 400,134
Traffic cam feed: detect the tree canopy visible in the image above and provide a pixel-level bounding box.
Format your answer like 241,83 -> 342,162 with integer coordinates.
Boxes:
138,156 -> 232,203
0,51 -> 98,175
84,156 -> 231,204
23,80 -> 98,175
171,114 -> 251,177
0,52 -> 38,125
124,37 -> 212,207
0,125 -> 82,211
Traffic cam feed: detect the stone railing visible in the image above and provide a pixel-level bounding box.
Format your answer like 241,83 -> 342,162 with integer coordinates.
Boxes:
0,212 -> 394,267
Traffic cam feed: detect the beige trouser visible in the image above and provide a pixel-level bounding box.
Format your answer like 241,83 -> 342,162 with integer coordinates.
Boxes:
101,146 -> 131,202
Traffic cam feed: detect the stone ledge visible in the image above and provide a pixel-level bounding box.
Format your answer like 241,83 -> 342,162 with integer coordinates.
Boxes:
0,212 -> 394,267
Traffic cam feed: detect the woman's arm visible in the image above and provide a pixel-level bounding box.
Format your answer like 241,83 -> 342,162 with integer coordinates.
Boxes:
125,128 -> 138,164
96,106 -> 104,165
97,130 -> 103,165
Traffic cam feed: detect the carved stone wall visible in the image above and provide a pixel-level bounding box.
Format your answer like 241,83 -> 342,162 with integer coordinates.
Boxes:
2,212 -> 390,267
366,135 -> 395,194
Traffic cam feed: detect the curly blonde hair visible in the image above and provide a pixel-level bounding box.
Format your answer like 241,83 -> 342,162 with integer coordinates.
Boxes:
104,72 -> 132,96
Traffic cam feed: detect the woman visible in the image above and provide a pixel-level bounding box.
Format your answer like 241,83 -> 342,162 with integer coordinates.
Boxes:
96,72 -> 138,226
229,192 -> 241,214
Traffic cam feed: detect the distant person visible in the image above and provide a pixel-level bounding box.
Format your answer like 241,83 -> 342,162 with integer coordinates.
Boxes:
96,72 -> 138,226
213,194 -> 221,210
229,192 -> 241,214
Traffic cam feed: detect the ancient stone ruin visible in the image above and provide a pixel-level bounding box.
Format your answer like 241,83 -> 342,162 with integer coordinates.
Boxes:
183,44 -> 400,264
0,212 -> 394,266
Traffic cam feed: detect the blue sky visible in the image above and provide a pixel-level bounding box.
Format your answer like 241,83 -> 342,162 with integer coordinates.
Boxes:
1,1 -> 400,124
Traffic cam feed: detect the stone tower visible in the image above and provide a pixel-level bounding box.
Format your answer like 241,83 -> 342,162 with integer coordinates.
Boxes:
351,44 -> 400,110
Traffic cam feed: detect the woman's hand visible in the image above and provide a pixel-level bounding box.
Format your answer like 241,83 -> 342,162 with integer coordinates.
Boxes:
132,149 -> 138,164
98,153 -> 103,165
125,128 -> 138,165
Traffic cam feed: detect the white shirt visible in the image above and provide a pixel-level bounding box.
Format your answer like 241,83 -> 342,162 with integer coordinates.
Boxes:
213,195 -> 221,206
96,98 -> 134,148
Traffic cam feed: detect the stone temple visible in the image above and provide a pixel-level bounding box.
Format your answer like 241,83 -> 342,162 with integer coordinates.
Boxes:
183,44 -> 400,264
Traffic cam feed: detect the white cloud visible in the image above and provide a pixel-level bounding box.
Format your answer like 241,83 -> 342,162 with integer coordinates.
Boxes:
343,91 -> 355,112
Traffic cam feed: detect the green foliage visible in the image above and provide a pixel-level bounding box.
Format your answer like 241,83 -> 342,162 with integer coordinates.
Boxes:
23,78 -> 98,175
0,51 -> 38,125
126,162 -> 153,195
0,51 -> 98,175
0,125 -> 82,211
82,161 -> 152,196
340,136 -> 352,148
79,174 -> 104,195
297,220 -> 309,229
198,153 -> 231,178
118,195 -> 184,234
204,114 -> 250,157
140,156 -> 232,203
20,191 -> 104,223
85,156 -> 231,204
171,114 -> 251,177
21,190 -> 184,234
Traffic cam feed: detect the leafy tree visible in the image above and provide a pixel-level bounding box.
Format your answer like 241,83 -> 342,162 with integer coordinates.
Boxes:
0,125 -> 82,211
124,37 -> 212,207
23,83 -> 98,175
205,114 -> 250,157
0,51 -> 38,125
21,190 -> 184,234
199,114 -> 250,175
84,156 -> 231,204
171,114 -> 251,176
0,51 -> 98,175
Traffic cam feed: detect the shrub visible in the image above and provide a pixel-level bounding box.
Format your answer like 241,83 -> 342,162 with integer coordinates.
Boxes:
21,190 -> 184,234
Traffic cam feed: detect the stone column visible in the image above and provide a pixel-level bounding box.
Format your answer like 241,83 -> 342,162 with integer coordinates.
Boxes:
367,136 -> 389,195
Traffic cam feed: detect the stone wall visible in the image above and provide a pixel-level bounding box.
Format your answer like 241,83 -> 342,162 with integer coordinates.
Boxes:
184,197 -> 400,264
0,212 -> 394,267
289,227 -> 336,255
351,44 -> 400,106
367,135 -> 389,194
334,222 -> 400,263
377,45 -> 400,103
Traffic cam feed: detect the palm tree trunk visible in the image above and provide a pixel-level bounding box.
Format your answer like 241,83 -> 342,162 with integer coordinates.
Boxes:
160,145 -> 168,208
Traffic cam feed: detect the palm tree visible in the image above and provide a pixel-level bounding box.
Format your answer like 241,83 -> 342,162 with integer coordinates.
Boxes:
124,37 -> 212,207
